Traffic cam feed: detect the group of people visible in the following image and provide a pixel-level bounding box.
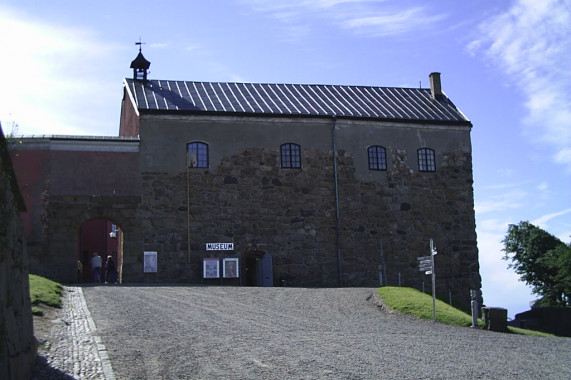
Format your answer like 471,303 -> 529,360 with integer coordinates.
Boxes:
78,252 -> 117,284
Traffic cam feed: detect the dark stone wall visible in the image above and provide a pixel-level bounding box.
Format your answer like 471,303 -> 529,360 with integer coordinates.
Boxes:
139,141 -> 480,306
0,128 -> 36,380
45,195 -> 142,283
10,117 -> 481,308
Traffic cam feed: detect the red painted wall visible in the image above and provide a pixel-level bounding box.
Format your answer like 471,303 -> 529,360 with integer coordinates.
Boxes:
78,219 -> 121,283
11,149 -> 50,242
119,88 -> 140,137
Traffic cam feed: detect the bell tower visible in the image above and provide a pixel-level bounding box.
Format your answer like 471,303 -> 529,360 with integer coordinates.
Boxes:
130,40 -> 150,83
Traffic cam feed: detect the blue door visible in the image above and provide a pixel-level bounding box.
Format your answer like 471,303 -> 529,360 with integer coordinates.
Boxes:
257,253 -> 273,287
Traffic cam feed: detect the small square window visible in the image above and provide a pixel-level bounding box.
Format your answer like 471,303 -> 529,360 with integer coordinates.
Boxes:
418,148 -> 436,172
281,143 -> 301,168
368,146 -> 387,171
187,142 -> 208,168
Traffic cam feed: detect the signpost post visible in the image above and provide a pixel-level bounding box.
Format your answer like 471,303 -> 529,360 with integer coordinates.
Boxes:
418,238 -> 437,322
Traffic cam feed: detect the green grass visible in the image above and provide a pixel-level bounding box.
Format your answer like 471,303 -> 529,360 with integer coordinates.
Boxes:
378,286 -> 555,336
29,274 -> 63,316
378,286 -> 481,327
506,326 -> 554,337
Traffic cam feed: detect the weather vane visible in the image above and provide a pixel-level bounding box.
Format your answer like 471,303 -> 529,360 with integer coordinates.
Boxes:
135,37 -> 146,52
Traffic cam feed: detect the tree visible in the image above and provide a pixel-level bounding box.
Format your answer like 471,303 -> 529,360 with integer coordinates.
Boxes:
502,221 -> 570,307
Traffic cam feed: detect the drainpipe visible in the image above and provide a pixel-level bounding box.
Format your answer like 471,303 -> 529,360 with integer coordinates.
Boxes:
331,116 -> 343,287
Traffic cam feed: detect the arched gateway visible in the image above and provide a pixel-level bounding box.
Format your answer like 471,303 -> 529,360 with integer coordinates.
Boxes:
10,135 -> 142,283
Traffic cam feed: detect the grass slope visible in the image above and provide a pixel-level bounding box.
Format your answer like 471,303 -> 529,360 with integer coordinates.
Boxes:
378,286 -> 479,327
378,287 -> 554,336
29,274 -> 63,316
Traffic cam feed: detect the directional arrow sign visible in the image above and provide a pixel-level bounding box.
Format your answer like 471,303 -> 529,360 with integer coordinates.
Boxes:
417,256 -> 431,261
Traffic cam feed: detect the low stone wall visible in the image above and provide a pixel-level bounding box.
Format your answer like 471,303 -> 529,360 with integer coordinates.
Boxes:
0,127 -> 37,380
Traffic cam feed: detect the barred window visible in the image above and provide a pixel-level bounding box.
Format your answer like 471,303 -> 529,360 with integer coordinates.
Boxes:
368,146 -> 387,171
187,142 -> 208,168
280,143 -> 301,168
418,148 -> 436,172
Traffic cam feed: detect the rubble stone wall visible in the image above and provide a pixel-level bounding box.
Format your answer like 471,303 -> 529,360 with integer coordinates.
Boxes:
0,128 -> 36,380
138,117 -> 481,306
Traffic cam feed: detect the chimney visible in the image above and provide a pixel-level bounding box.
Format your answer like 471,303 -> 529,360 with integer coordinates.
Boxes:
429,72 -> 444,100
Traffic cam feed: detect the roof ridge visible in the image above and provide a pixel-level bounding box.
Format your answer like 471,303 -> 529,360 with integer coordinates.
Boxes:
125,78 -> 431,91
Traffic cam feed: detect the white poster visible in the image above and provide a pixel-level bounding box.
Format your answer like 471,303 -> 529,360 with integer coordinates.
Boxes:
203,258 -> 220,278
223,258 -> 239,278
143,251 -> 157,273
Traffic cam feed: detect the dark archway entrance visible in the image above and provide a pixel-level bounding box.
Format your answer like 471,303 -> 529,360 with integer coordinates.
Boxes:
77,218 -> 123,284
244,251 -> 273,287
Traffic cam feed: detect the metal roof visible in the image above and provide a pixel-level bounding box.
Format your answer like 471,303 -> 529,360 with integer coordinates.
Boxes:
124,78 -> 471,125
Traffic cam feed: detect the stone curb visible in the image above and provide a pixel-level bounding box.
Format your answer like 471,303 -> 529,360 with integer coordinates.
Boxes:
75,286 -> 116,380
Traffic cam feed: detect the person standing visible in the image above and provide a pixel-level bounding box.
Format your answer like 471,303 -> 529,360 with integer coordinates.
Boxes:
77,260 -> 83,283
105,255 -> 117,284
91,252 -> 102,283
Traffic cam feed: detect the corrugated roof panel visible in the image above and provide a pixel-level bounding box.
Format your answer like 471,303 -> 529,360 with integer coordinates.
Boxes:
124,79 -> 470,125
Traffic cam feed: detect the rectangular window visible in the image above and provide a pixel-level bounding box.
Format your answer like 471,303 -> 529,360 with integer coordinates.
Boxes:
281,143 -> 301,168
368,146 -> 387,171
418,148 -> 436,172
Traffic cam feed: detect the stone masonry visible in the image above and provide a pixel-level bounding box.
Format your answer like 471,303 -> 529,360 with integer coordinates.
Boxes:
139,142 -> 480,306
0,127 -> 37,380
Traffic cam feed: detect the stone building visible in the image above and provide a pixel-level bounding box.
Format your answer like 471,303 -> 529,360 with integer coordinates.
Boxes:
11,51 -> 481,307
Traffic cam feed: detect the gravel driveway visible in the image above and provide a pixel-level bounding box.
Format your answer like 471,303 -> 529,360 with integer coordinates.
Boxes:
82,286 -> 570,379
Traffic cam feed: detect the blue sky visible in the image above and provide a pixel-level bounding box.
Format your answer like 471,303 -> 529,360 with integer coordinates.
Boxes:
1,0 -> 570,317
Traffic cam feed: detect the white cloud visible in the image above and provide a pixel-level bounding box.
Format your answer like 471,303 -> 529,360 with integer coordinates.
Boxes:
0,6 -> 124,136
470,0 -> 571,172
340,7 -> 447,37
241,0 -> 446,38
531,207 -> 571,230
475,188 -> 528,214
